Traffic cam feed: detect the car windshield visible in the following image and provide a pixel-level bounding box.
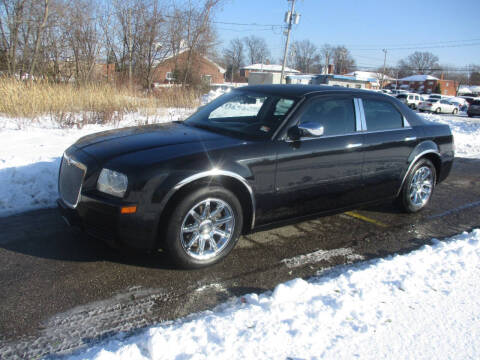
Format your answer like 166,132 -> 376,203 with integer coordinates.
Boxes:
184,90 -> 298,140
472,100 -> 480,105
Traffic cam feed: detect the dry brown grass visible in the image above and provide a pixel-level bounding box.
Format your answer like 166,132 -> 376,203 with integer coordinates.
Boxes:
0,79 -> 201,125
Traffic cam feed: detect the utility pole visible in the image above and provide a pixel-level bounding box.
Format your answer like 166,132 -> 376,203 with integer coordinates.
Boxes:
381,49 -> 387,89
280,0 -> 297,84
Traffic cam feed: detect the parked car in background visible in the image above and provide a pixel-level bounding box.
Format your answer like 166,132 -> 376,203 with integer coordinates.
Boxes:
459,96 -> 480,107
448,97 -> 469,112
467,99 -> 480,117
418,99 -> 459,114
58,85 -> 454,268
396,93 -> 424,109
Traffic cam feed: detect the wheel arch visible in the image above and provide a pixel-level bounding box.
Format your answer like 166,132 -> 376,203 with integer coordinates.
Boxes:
396,141 -> 442,197
156,171 -> 255,245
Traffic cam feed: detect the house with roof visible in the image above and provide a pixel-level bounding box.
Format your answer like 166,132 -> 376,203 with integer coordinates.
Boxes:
153,49 -> 226,85
240,63 -> 300,82
310,74 -> 372,89
344,71 -> 396,89
397,74 -> 458,96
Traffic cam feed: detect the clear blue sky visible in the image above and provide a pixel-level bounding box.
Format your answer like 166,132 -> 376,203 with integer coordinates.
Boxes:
215,0 -> 480,69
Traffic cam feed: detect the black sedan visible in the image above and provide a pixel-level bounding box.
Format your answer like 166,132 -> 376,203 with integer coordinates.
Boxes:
58,85 -> 454,268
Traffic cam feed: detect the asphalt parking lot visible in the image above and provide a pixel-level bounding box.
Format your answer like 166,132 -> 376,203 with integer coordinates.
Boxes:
1,157 -> 480,359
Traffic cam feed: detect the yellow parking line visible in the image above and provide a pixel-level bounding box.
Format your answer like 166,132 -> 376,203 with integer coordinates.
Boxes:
344,211 -> 388,228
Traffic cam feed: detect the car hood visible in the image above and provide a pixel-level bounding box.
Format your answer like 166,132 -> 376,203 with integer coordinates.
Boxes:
75,122 -> 231,163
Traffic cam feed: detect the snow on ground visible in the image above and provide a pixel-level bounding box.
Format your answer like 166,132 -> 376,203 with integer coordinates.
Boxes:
66,229 -> 480,360
419,112 -> 480,158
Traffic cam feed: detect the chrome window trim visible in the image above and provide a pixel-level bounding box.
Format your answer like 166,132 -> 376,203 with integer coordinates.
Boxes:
396,149 -> 441,197
285,131 -> 364,143
59,153 -> 87,209
353,98 -> 363,131
357,98 -> 367,131
160,169 -> 256,230
360,127 -> 412,135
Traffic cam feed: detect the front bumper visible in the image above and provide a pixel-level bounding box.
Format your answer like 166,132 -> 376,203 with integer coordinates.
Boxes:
57,194 -> 160,250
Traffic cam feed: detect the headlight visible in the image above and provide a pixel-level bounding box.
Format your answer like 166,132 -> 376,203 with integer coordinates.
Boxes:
97,168 -> 128,197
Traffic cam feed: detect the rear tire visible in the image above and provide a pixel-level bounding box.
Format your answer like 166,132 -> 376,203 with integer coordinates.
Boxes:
164,186 -> 243,269
397,158 -> 436,213
435,108 -> 441,114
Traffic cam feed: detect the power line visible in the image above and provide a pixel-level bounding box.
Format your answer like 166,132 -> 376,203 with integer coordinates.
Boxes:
212,21 -> 283,28
349,42 -> 480,51
343,37 -> 480,48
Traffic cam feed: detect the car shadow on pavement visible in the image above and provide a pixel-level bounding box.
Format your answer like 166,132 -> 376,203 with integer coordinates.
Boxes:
0,208 -> 179,270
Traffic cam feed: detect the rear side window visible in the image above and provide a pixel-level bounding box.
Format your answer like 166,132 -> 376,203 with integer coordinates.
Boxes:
471,100 -> 480,105
363,99 -> 403,131
299,97 -> 356,136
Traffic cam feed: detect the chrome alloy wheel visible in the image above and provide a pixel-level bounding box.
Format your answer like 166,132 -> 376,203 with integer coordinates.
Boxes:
180,198 -> 235,260
408,166 -> 433,207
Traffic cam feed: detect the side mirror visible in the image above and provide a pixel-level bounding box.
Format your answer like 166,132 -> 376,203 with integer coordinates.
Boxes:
298,121 -> 324,137
287,122 -> 324,141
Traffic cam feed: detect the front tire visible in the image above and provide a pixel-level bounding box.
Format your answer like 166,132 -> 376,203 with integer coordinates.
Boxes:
164,186 -> 243,269
397,158 -> 436,213
452,108 -> 458,115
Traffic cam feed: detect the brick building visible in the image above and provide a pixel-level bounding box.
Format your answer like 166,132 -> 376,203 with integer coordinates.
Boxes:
397,74 -> 458,96
153,50 -> 225,85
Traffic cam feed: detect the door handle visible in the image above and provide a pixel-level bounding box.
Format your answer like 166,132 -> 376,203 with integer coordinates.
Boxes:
347,143 -> 363,149
404,136 -> 417,142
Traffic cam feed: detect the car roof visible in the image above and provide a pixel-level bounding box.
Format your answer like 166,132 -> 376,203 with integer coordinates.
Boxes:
235,84 -> 387,99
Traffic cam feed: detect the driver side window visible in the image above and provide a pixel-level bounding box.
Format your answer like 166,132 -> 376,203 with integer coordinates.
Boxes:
299,97 -> 356,136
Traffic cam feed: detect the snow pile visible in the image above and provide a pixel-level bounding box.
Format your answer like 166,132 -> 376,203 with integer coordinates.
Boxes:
200,88 -> 229,105
68,229 -> 480,360
420,113 -> 480,158
0,109 -> 192,217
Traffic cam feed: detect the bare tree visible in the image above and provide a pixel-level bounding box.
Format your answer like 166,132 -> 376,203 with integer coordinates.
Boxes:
29,0 -> 49,76
398,51 -> 440,77
175,0 -> 222,85
318,44 -> 334,74
0,0 -> 225,86
223,37 -> 243,82
135,0 -> 170,89
64,0 -> 103,83
0,0 -> 28,75
290,39 -> 319,73
243,35 -> 270,65
332,45 -> 355,74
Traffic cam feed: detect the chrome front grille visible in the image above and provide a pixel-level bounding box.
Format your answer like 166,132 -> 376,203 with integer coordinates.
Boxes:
59,154 -> 87,208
